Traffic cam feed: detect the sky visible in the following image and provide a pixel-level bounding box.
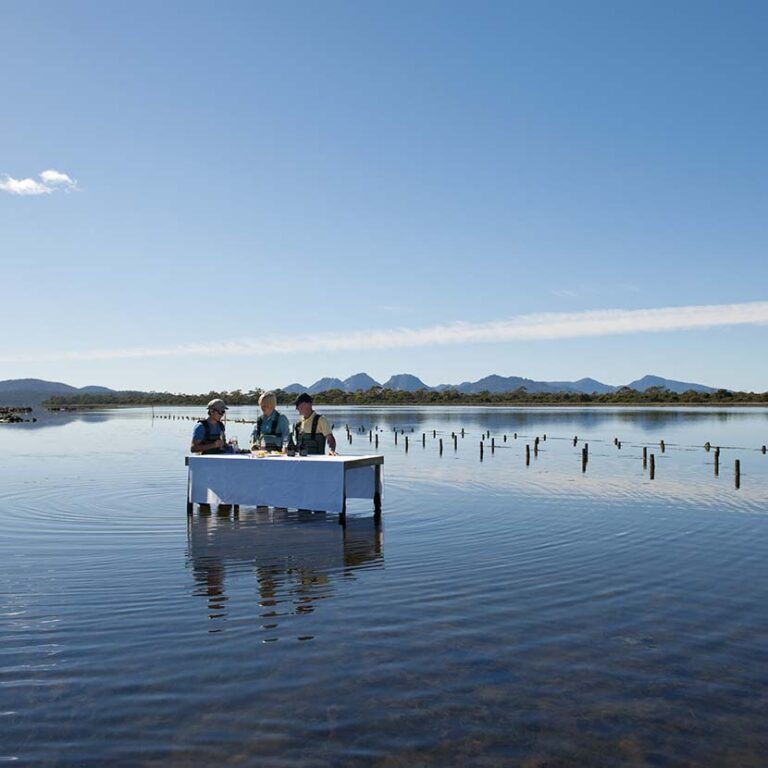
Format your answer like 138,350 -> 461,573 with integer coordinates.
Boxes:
1,0 -> 766,392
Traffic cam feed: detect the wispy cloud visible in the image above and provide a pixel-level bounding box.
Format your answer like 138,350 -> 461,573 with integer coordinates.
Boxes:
550,282 -> 641,299
2,300 -> 767,364
0,169 -> 78,195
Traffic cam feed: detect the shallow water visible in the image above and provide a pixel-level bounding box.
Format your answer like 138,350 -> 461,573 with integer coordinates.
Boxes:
1,406 -> 767,766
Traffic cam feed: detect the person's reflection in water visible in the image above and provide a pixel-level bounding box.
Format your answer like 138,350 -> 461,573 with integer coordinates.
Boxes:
186,510 -> 383,638
191,557 -> 228,628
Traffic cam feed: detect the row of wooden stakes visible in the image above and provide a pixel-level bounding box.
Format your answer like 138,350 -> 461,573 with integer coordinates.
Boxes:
158,414 -> 761,488
340,424 -> 759,490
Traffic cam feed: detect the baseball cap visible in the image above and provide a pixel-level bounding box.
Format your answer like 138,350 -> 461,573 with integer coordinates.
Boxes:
207,398 -> 229,412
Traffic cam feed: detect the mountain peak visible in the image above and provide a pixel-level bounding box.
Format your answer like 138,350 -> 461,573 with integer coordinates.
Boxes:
307,377 -> 345,394
625,375 -> 716,394
343,372 -> 381,391
382,373 -> 430,392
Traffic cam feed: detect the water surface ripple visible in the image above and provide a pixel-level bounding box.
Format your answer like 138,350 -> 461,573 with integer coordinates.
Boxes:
1,406 -> 767,766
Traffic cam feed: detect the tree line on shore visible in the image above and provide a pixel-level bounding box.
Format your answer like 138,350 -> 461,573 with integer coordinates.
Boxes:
43,386 -> 768,408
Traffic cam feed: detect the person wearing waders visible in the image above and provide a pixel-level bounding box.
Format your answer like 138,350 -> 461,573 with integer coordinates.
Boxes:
251,391 -> 291,450
190,398 -> 230,454
293,393 -> 337,455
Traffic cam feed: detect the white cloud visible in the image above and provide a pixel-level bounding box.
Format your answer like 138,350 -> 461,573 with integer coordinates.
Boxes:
0,169 -> 78,195
39,169 -> 77,188
1,300 -> 767,365
0,176 -> 52,195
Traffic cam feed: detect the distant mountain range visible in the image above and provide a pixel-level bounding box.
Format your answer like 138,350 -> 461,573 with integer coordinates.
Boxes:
282,372 -> 718,395
0,378 -> 118,405
0,374 -> 721,406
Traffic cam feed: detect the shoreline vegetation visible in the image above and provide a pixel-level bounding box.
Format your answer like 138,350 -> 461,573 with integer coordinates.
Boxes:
42,387 -> 768,410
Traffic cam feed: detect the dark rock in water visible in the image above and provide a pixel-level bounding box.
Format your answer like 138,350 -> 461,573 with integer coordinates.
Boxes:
0,406 -> 33,423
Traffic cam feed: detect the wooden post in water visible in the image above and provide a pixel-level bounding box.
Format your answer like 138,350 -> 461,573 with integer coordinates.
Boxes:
525,444 -> 530,465
660,440 -> 665,453
762,445 -> 766,454
480,440 -> 484,460
543,434 -> 546,441
584,443 -> 589,460
422,432 -> 426,447
461,428 -> 465,438
405,435 -> 409,452
394,432 -> 398,446
735,459 -> 741,489
533,437 -> 539,456
617,441 -> 621,450
375,434 -> 379,449
503,434 -> 507,442
491,437 -> 495,453
573,435 -> 578,446
439,438 -> 443,455
642,446 -> 647,467
581,447 -> 587,473
649,454 -> 655,479
453,434 -> 458,451
614,437 -> 618,446
369,430 -> 372,442
514,432 -> 518,439
433,429 -> 436,438
714,447 -> 720,476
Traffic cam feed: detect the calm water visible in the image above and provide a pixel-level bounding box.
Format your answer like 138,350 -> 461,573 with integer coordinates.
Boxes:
1,406 -> 767,766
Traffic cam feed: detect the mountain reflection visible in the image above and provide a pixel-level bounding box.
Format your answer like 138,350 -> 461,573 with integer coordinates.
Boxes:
323,407 -> 768,436
5,410 -> 112,429
186,511 -> 383,635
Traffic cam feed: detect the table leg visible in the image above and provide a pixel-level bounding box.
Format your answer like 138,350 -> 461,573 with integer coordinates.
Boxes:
373,464 -> 382,522
186,469 -> 193,516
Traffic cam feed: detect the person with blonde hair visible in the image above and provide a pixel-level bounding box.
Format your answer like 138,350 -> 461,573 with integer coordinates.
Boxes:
251,391 -> 291,450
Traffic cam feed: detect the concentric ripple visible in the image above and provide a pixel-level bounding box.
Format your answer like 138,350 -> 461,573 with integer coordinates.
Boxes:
1,406 -> 767,766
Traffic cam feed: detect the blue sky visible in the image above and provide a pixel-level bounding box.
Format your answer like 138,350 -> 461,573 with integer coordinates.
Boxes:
1,0 -> 766,392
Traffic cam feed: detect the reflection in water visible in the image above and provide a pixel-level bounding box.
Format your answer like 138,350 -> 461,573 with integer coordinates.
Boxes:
5,409 -> 112,430
3,405 -> 768,766
187,511 -> 383,635
312,406 -> 768,439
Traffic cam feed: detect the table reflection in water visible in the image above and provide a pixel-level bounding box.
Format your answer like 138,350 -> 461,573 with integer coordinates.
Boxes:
186,509 -> 383,635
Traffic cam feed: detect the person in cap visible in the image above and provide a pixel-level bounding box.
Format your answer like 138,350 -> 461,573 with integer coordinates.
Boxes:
191,398 -> 230,454
251,391 -> 291,450
293,393 -> 336,455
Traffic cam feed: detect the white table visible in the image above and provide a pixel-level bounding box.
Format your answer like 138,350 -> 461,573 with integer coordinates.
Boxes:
185,453 -> 383,520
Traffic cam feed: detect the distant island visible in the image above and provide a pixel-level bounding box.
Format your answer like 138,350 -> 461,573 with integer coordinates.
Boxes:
1,375 -> 766,409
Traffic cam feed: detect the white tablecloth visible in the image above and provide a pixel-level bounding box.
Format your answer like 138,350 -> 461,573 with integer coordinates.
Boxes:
187,454 -> 381,513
